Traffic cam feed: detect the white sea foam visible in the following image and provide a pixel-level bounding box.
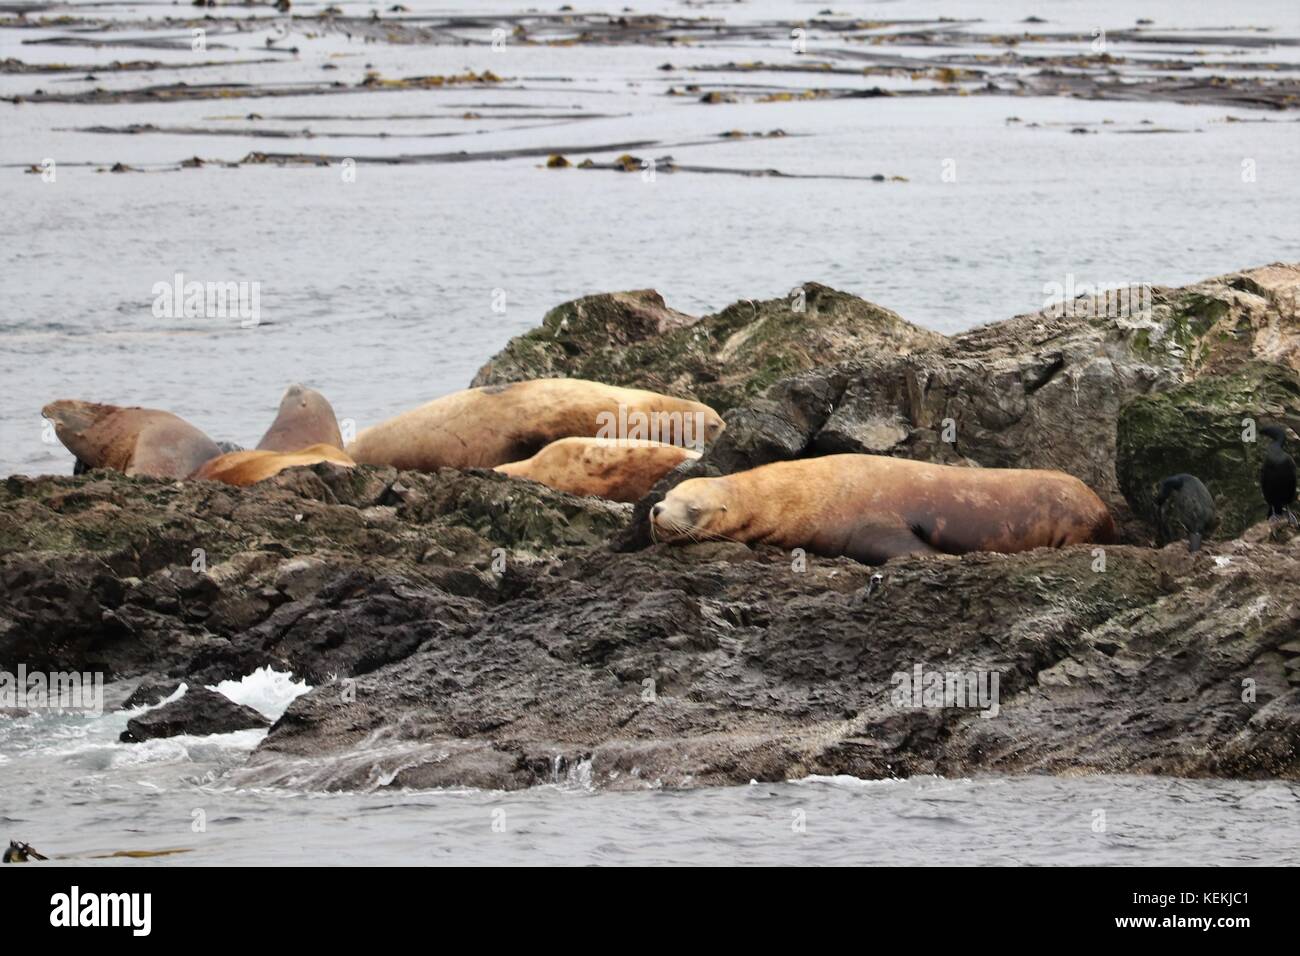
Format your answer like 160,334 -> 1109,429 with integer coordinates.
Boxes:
208,667 -> 312,721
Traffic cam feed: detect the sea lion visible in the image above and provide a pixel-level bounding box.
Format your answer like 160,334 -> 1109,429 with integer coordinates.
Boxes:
347,378 -> 724,471
256,383 -> 344,452
72,439 -> 240,476
1155,474 -> 1217,551
650,454 -> 1114,565
190,443 -> 355,486
495,437 -> 701,502
1259,425 -> 1297,524
43,401 -> 220,479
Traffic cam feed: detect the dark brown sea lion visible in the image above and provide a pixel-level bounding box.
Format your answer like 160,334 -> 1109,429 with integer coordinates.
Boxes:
347,378 -> 724,471
190,444 -> 355,486
42,401 -> 220,479
495,437 -> 700,502
256,384 -> 344,452
650,454 -> 1114,565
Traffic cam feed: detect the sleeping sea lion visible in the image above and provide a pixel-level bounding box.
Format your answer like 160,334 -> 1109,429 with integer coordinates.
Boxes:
347,378 -> 724,471
650,454 -> 1114,565
495,437 -> 700,502
190,444 -> 355,486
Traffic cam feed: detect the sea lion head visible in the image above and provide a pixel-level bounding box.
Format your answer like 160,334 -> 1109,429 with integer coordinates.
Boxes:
276,383 -> 326,420
701,409 -> 726,445
650,476 -> 732,542
42,400 -> 135,471
257,384 -> 343,452
42,399 -> 114,444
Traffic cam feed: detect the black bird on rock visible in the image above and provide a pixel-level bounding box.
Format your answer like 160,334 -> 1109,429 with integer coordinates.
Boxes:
3,840 -> 47,863
1155,474 -> 1217,552
1259,425 -> 1297,525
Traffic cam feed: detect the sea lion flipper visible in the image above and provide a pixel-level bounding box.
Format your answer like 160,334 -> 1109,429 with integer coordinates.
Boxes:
846,525 -> 943,565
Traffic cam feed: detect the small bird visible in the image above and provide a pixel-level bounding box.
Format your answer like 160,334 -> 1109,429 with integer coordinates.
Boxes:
3,841 -> 48,863
1154,474 -> 1217,552
1259,425 -> 1297,525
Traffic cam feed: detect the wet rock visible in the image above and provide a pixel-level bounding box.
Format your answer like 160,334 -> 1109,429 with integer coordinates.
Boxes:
186,571 -> 487,685
119,686 -> 269,742
121,676 -> 182,709
245,535 -> 1300,789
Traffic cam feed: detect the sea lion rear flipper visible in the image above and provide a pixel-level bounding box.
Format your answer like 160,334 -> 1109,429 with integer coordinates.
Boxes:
844,524 -> 942,565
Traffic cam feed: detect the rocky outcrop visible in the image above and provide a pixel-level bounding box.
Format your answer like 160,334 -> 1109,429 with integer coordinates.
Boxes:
471,284 -> 945,412
242,530 -> 1300,789
1117,363 -> 1300,537
121,676 -> 182,709
4,264 -> 1299,789
0,465 -> 626,679
120,685 -> 269,742
573,264 -> 1300,548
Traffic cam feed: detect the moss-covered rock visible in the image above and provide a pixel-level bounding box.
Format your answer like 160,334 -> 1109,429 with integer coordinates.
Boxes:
0,465 -> 628,678
1116,363 -> 1300,537
472,282 -> 945,412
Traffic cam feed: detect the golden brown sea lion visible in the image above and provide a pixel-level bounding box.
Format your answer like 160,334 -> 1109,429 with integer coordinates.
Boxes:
190,443 -> 355,486
347,379 -> 724,472
42,400 -> 220,479
650,454 -> 1114,565
495,437 -> 701,502
256,384 -> 344,452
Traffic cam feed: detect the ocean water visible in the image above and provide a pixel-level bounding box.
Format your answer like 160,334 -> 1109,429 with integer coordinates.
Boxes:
2,672 -> 1297,866
2,1 -> 1299,864
3,0 -> 1299,477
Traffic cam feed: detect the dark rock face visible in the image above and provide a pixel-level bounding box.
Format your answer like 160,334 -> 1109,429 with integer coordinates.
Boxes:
1117,365 -> 1300,538
121,676 -> 183,709
244,536 -> 1300,790
4,264 -> 1300,790
186,571 -> 487,686
119,686 -> 269,742
0,465 -> 626,680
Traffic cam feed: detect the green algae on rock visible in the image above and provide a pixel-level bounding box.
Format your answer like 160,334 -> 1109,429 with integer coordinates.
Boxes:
1116,364 -> 1300,537
0,465 -> 628,678
471,282 -> 945,412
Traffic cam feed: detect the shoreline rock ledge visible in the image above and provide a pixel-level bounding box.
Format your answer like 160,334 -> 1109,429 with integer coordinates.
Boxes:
3,263 -> 1299,789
